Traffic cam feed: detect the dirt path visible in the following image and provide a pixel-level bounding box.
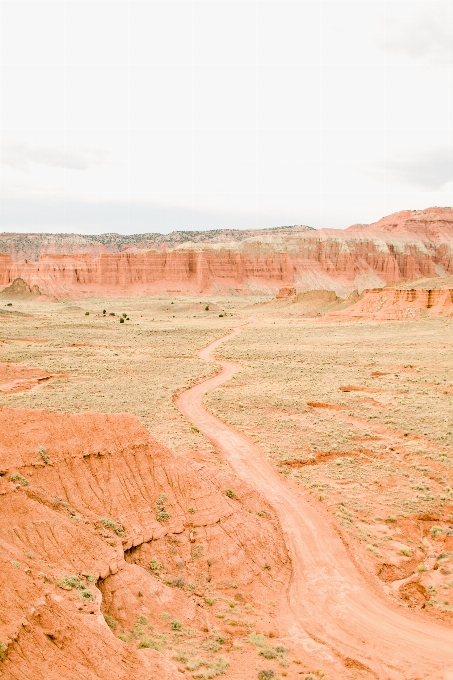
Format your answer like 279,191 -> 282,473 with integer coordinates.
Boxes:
176,326 -> 453,680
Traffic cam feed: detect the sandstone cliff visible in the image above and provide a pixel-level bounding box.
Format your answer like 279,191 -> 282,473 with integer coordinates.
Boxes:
0,207 -> 452,297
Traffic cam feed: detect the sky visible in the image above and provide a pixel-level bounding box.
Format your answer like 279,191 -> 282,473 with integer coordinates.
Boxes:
0,0 -> 452,234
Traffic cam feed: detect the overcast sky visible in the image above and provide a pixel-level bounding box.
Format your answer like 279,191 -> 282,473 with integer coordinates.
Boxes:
0,0 -> 452,234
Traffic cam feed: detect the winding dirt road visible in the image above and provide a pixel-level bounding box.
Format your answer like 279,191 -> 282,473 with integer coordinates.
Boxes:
176,326 -> 453,680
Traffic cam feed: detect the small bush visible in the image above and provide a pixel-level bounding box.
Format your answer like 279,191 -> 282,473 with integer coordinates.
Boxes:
120,317 -> 124,323
136,614 -> 148,625
157,509 -> 170,522
225,489 -> 235,499
9,472 -> 29,486
188,507 -> 196,514
138,636 -> 160,650
400,547 -> 413,557
205,597 -> 214,606
170,619 -> 182,630
109,312 -> 115,316
259,648 -> 277,659
85,311 -> 89,316
157,493 -> 167,505
191,544 -> 204,558
205,306 -> 209,311
98,517 -> 125,537
104,614 -> 118,629
257,671 -> 276,680
431,526 -> 443,537
36,446 -> 49,464
166,577 -> 185,588
103,309 -> 106,314
10,560 -> 21,569
78,589 -> 94,601
6,303 -> 12,307
219,314 -> 223,317
58,575 -> 86,590
149,557 -> 162,570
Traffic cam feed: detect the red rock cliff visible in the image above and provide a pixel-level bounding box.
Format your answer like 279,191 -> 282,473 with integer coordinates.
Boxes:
0,207 -> 452,297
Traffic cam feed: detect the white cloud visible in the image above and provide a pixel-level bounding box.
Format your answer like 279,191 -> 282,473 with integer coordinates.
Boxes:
379,3 -> 453,62
1,142 -> 108,171
381,147 -> 453,189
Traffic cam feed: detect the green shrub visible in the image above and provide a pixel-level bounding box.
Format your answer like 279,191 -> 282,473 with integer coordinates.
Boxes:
431,526 -> 444,537
191,544 -> 204,558
136,614 -> 148,625
257,671 -> 276,680
9,472 -> 29,486
149,557 -> 162,570
225,489 -> 235,499
10,560 -> 21,569
259,648 -> 277,659
98,517 -> 125,537
205,306 -> 209,311
120,317 -> 124,323
85,311 -> 89,316
78,589 -> 94,601
104,614 -> 118,629
58,575 -> 86,590
109,312 -> 115,316
36,446 -> 49,464
170,619 -> 182,630
157,510 -> 170,522
138,636 -> 161,650
103,309 -> 106,314
122,313 -> 127,318
204,597 -> 214,606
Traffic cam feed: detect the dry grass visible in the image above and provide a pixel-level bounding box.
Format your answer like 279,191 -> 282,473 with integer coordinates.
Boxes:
205,314 -> 453,612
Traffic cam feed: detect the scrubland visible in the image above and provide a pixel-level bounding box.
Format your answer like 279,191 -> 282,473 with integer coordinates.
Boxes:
2,293 -> 453,679
206,312 -> 453,615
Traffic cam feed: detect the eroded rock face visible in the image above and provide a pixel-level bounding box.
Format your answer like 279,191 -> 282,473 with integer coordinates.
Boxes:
328,287 -> 453,321
0,207 -> 452,297
0,408 -> 290,679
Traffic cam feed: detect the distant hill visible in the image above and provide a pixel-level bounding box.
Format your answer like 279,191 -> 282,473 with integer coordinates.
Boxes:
0,224 -> 314,262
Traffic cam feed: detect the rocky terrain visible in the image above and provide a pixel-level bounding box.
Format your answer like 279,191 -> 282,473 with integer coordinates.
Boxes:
0,207 -> 452,298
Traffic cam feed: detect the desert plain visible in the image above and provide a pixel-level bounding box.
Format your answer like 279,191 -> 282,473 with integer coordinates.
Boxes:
1,208 -> 453,680
1,287 -> 453,680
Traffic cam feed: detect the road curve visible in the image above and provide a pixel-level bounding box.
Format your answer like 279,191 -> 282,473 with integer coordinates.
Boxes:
176,325 -> 453,680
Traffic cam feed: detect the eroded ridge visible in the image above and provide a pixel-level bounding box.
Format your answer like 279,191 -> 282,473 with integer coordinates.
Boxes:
176,325 -> 453,680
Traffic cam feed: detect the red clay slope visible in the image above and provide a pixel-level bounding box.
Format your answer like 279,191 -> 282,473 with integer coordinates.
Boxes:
0,408 -> 291,679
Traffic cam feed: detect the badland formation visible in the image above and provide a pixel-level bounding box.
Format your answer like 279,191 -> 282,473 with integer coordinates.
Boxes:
1,206 -> 453,679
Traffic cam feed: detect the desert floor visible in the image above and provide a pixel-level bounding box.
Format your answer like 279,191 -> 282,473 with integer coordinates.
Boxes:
1,294 -> 453,679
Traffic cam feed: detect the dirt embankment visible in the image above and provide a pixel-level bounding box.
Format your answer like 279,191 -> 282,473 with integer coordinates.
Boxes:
0,408 -> 291,680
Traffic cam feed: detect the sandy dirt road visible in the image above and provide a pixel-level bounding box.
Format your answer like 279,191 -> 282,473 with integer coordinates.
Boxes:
176,326 -> 453,680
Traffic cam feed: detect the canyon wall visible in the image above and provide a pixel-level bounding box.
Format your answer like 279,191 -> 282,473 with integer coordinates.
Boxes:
0,207 -> 452,297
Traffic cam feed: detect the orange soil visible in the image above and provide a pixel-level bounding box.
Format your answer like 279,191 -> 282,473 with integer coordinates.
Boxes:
0,362 -> 67,393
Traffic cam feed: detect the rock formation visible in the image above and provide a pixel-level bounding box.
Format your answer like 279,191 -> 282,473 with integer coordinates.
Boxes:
327,287 -> 453,321
0,408 -> 290,679
0,207 -> 452,297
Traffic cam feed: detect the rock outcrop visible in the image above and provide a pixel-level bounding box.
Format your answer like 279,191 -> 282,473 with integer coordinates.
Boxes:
0,207 -> 452,297
0,408 -> 290,679
327,287 -> 453,321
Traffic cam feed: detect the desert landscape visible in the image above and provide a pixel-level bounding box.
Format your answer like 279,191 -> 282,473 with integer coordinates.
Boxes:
0,207 -> 453,679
